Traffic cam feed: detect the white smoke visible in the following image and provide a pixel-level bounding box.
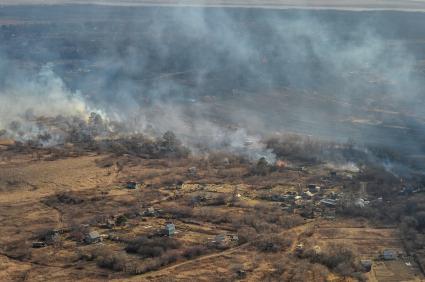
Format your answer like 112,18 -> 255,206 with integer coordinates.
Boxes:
0,64 -> 89,129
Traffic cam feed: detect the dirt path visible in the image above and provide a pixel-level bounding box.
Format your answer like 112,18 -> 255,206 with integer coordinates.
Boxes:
120,221 -> 313,281
131,242 -> 250,281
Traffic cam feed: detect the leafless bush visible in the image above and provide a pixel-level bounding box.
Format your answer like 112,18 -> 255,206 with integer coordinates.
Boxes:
161,203 -> 193,219
250,157 -> 272,176
254,234 -> 292,253
69,224 -> 89,242
96,252 -> 128,271
301,243 -> 361,277
181,245 -> 208,259
193,207 -> 231,224
125,236 -> 181,258
236,227 -> 258,244
266,135 -> 322,162
160,174 -> 185,187
233,205 -> 303,232
56,192 -> 84,205
206,194 -> 228,206
4,241 -> 32,260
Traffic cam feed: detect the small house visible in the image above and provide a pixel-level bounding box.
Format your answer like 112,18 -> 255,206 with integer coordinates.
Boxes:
144,207 -> 158,217
45,230 -> 60,244
383,249 -> 397,260
213,234 -> 227,246
236,269 -> 247,279
102,219 -> 115,229
165,223 -> 176,236
308,184 -> 320,193
84,231 -> 102,244
32,241 -> 47,248
320,198 -> 337,207
303,191 -> 314,199
295,243 -> 304,255
126,181 -> 141,189
360,259 -> 372,272
354,198 -> 367,208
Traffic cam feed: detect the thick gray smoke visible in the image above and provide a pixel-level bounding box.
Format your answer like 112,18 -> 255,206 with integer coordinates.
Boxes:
0,6 -> 424,164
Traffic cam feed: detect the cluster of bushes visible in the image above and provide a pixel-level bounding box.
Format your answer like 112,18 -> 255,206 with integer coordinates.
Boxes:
235,204 -> 304,233
99,131 -> 190,159
266,135 -> 324,162
3,240 -> 32,261
82,248 -> 137,273
262,255 -> 329,281
4,112 -> 191,159
55,192 -> 85,205
159,202 -> 303,235
125,236 -> 181,258
299,243 -> 365,279
250,157 -> 273,176
128,245 -> 208,274
181,245 -> 208,259
85,238 -> 210,275
254,234 -> 292,253
42,192 -> 85,209
186,193 -> 228,207
399,198 -> 425,255
193,207 -> 232,224
161,203 -> 194,219
95,252 -> 128,272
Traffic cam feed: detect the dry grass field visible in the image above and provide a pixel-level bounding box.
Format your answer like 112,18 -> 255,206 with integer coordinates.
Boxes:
0,148 -> 422,281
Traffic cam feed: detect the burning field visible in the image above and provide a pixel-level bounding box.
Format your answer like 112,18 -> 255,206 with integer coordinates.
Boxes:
1,3 -> 425,282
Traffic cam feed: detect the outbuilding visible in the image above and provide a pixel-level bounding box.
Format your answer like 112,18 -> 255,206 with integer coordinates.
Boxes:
165,223 -> 176,236
320,198 -> 337,207
360,259 -> 372,272
126,181 -> 141,189
383,249 -> 397,260
84,231 -> 102,244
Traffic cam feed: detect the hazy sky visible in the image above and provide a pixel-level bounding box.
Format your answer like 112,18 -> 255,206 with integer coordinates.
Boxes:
2,0 -> 425,11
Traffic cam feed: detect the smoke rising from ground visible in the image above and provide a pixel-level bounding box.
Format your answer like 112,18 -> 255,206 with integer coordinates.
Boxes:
1,6 -> 425,166
0,64 -> 89,128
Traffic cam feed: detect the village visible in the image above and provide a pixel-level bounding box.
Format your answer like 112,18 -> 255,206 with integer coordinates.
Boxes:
2,3 -> 425,281
0,150 -> 415,281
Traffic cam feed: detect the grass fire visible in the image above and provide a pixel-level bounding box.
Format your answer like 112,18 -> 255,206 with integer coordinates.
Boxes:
1,1 -> 425,281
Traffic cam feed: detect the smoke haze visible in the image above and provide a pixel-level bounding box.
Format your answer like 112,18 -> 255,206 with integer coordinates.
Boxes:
1,5 -> 425,165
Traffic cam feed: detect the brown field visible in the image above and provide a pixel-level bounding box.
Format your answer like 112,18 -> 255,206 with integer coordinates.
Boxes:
314,220 -> 423,281
0,148 -> 423,281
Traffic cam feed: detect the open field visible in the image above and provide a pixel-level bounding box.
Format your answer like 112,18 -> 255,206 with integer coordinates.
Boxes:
315,220 -> 423,281
0,146 -> 424,281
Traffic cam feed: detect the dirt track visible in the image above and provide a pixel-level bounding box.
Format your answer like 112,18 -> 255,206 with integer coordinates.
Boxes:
3,0 -> 425,12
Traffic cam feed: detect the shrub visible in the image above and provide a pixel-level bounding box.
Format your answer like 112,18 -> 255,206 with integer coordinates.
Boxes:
162,204 -> 193,218
182,245 -> 208,259
254,235 -> 292,253
115,215 -> 128,226
96,253 -> 127,271
125,236 -> 181,258
301,243 -> 361,277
